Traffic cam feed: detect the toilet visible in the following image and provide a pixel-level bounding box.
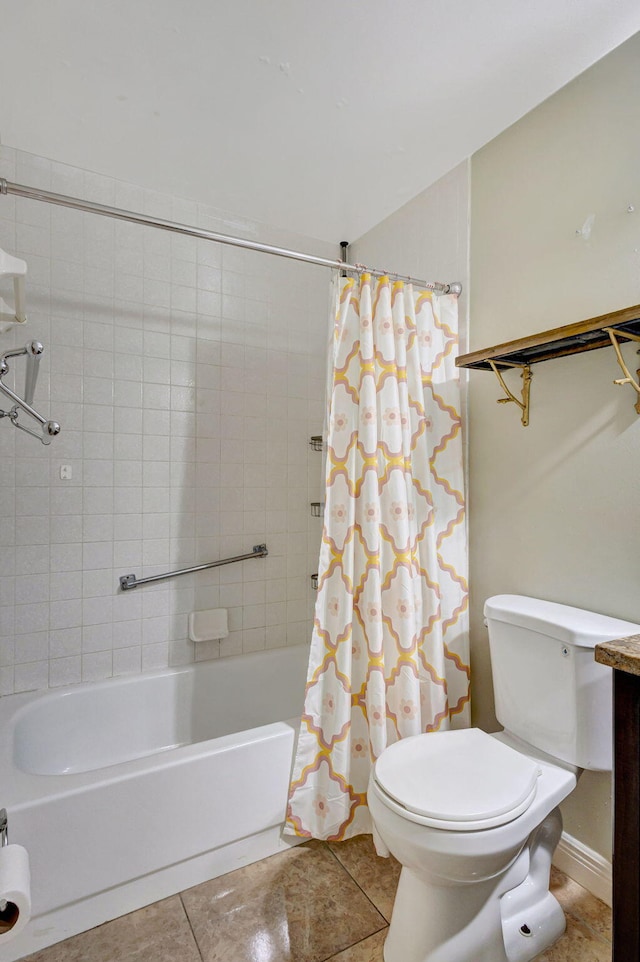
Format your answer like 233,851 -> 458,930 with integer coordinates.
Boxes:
368,594 -> 640,962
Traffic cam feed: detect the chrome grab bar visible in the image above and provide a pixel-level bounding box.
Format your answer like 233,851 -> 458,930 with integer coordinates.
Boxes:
119,544 -> 269,591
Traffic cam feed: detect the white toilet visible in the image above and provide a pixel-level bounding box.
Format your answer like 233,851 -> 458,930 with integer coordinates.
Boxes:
368,594 -> 640,962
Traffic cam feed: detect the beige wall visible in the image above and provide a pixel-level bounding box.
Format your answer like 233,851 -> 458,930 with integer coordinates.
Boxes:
351,161 -> 470,351
470,33 -> 640,859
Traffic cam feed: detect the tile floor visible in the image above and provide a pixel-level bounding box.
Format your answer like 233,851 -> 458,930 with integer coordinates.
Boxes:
23,837 -> 612,962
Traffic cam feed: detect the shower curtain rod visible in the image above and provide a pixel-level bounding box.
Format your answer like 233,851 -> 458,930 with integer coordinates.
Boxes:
0,179 -> 461,296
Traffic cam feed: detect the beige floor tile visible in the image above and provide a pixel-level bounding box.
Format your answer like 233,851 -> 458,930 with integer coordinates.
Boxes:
323,917 -> 612,962
535,916 -> 611,962
181,839 -> 387,962
20,896 -> 201,962
327,834 -> 401,922
325,928 -> 388,961
550,867 -> 612,943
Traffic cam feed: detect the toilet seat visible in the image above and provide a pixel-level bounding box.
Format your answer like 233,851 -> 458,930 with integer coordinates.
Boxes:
373,728 -> 542,832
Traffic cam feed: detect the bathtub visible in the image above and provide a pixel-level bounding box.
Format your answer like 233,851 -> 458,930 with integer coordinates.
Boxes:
0,644 -> 309,961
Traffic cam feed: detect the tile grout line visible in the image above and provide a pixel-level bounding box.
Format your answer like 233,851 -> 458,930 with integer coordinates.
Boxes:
179,892 -> 206,962
319,927 -> 388,962
321,842 -> 391,926
564,908 -> 612,947
552,869 -> 612,948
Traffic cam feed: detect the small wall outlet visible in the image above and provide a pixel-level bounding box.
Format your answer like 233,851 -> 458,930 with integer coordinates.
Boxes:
60,464 -> 72,480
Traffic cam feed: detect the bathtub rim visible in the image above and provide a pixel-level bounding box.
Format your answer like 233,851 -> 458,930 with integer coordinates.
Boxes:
0,643 -> 308,809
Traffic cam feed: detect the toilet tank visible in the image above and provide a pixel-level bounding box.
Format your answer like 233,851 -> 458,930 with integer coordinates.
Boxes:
485,595 -> 640,771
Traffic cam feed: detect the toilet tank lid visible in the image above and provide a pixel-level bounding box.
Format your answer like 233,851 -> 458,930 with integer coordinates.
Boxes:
484,595 -> 640,649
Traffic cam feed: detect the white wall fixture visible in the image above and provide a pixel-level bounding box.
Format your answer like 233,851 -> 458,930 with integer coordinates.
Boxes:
188,608 -> 229,642
0,248 -> 27,332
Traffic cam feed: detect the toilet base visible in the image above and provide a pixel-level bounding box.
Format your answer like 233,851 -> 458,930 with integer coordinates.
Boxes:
501,891 -> 565,962
500,808 -> 566,962
383,809 -> 565,962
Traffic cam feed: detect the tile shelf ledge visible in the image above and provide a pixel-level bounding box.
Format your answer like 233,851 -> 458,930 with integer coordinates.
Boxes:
456,303 -> 640,426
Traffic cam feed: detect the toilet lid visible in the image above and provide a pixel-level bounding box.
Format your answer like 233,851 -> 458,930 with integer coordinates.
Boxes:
374,728 -> 541,827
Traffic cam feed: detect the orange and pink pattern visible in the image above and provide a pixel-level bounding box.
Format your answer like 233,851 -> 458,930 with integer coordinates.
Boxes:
286,274 -> 469,841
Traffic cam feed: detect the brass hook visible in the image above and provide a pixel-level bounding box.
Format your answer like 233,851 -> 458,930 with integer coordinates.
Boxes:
488,360 -> 533,427
604,328 -> 640,415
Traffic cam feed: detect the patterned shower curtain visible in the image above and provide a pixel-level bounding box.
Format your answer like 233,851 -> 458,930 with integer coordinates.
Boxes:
286,273 -> 469,841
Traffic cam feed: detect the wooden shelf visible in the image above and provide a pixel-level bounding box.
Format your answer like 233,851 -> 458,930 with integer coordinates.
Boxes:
456,304 -> 640,371
455,304 -> 640,425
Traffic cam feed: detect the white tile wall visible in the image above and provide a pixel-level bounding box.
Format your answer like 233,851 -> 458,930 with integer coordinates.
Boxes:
0,147 -> 330,693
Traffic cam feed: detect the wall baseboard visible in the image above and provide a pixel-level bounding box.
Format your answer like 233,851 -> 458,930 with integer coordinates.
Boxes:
553,831 -> 612,907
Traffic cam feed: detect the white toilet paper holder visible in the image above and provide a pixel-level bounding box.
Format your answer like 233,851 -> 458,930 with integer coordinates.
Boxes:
0,805 -> 30,938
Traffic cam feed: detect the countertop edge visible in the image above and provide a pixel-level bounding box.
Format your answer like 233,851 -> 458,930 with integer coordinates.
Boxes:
595,635 -> 640,677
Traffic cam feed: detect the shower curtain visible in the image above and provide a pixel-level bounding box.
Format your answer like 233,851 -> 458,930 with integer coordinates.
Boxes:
286,273 -> 469,841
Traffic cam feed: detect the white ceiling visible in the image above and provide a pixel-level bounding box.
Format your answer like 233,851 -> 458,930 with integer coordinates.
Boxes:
1,1 -> 639,244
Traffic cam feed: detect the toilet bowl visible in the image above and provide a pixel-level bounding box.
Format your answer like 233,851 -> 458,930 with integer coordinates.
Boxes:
368,728 -> 576,962
367,595 -> 640,962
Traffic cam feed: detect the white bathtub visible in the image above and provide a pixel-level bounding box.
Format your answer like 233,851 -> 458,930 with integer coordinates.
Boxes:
0,644 -> 309,961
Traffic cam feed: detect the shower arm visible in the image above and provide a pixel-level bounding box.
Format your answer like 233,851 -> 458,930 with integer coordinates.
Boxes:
0,342 -> 60,444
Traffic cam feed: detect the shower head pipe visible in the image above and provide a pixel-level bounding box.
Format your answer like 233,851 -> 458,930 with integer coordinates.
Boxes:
23,339 -> 43,405
0,341 -> 60,444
